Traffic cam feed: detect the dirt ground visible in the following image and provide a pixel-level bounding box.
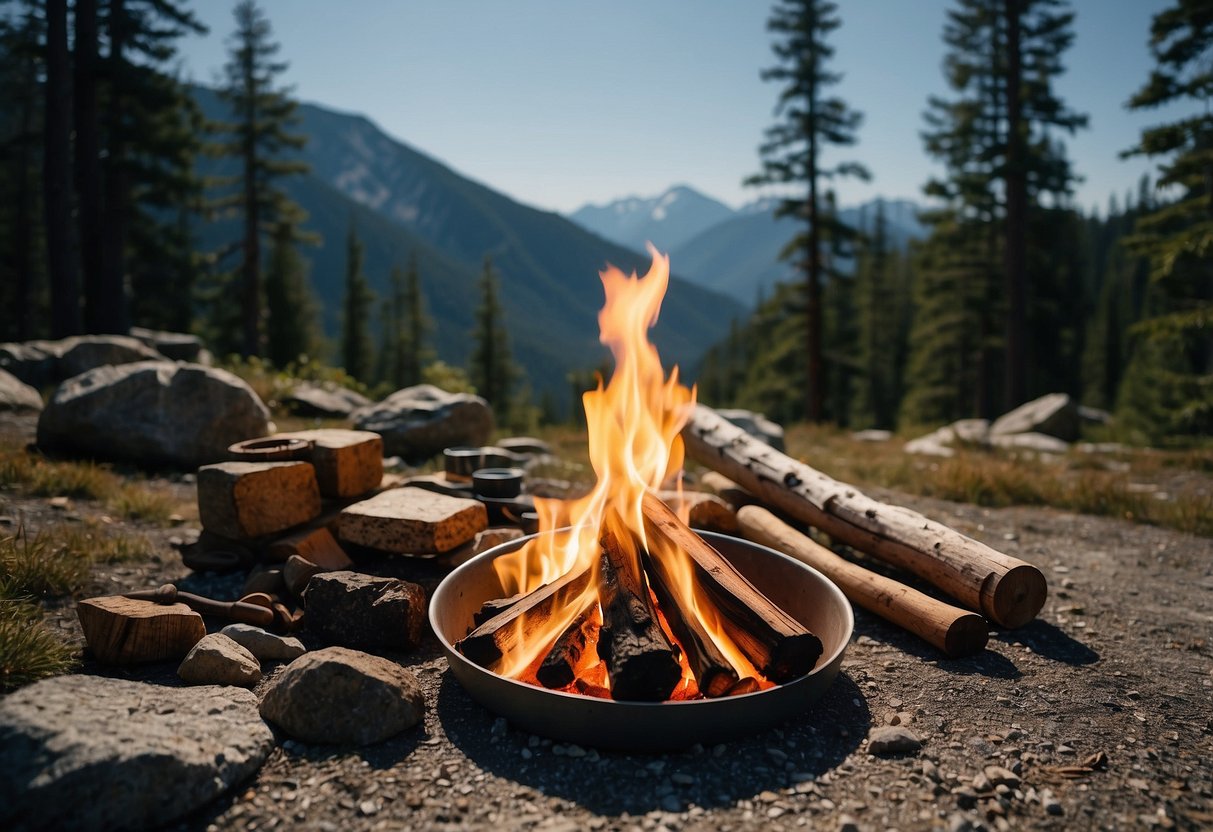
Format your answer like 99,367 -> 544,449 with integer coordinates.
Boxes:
3,414 -> 1212,832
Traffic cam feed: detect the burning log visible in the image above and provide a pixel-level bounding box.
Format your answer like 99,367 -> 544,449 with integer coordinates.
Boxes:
457,567 -> 592,669
641,493 -> 823,683
682,405 -> 1047,629
596,528 -> 682,701
738,506 -> 989,658
536,605 -> 598,689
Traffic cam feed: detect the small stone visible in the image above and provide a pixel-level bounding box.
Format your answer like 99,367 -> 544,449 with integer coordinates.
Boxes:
838,814 -> 860,832
220,623 -> 306,662
259,646 -> 424,745
1043,794 -> 1063,815
971,773 -> 992,792
867,725 -> 922,756
983,765 -> 1020,789
178,633 -> 261,687
671,773 -> 695,786
283,554 -> 325,599
359,800 -> 378,816
952,787 -> 978,809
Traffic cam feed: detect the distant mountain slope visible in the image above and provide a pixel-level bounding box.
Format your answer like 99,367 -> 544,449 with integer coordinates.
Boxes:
191,88 -> 743,399
670,198 -> 927,306
569,185 -> 736,253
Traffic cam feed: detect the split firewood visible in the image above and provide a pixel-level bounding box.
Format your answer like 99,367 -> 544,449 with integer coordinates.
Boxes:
457,567 -> 592,669
640,541 -> 740,697
682,404 -> 1047,628
472,593 -> 523,628
641,492 -> 823,683
76,596 -> 205,665
596,527 -> 682,701
536,604 -> 598,689
738,506 -> 989,658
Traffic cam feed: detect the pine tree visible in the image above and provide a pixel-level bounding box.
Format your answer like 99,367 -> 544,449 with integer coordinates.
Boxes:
469,256 -> 515,419
747,0 -> 869,423
42,0 -> 79,337
851,200 -> 900,428
341,224 -> 374,382
910,0 -> 1086,418
264,219 -> 318,368
402,253 -> 430,387
211,0 -> 310,357
1117,0 -> 1213,441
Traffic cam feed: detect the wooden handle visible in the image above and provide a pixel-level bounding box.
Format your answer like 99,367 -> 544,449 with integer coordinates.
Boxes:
125,585 -> 275,628
737,506 -> 989,658
683,405 -> 1046,628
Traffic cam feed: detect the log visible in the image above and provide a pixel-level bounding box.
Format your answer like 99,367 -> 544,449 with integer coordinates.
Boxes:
639,540 -> 740,697
682,404 -> 1047,628
536,605 -> 598,689
596,527 -> 682,701
738,506 -> 989,658
76,596 -> 205,665
641,492 -> 822,682
457,567 -> 592,669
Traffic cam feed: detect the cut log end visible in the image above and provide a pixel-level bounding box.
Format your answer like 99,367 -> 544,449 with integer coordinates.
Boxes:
944,612 -> 990,658
984,563 -> 1048,629
602,651 -> 682,702
768,634 -> 824,682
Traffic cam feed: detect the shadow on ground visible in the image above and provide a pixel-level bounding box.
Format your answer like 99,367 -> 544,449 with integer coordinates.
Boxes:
993,618 -> 1099,665
436,667 -> 869,816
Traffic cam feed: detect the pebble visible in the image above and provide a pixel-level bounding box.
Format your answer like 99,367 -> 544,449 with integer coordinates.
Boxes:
838,814 -> 860,832
358,800 -> 377,816
984,765 -> 1020,788
867,725 -> 922,756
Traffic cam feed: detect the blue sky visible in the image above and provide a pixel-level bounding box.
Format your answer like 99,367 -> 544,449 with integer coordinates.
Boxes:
177,0 -> 1188,215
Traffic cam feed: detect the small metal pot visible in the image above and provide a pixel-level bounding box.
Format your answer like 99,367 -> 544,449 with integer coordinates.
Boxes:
430,530 -> 854,752
227,436 -> 311,462
472,467 -> 525,499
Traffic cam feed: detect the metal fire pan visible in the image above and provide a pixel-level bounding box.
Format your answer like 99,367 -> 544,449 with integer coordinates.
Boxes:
430,531 -> 854,752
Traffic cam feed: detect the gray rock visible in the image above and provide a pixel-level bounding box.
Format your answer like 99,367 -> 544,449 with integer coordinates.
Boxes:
0,368 -> 42,412
352,384 -> 493,461
851,429 -> 892,442
259,646 -> 425,745
867,725 -> 923,755
716,408 -> 785,451
221,623 -> 306,662
37,361 -> 270,468
284,382 -> 372,418
904,426 -> 956,458
177,633 -> 261,687
128,327 -> 205,362
0,675 -> 273,832
989,432 -> 1070,455
983,765 -> 1021,789
951,418 -> 990,445
990,392 -> 1080,441
0,335 -> 163,387
1077,404 -> 1112,425
303,571 -> 427,651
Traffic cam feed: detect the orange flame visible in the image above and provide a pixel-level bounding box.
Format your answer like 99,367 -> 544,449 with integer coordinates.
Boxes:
489,246 -> 757,689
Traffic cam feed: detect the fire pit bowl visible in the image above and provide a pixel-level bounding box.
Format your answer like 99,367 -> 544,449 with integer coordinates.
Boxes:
430,530 -> 854,751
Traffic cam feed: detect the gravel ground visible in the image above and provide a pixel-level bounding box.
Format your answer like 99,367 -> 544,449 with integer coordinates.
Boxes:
4,412 -> 1212,831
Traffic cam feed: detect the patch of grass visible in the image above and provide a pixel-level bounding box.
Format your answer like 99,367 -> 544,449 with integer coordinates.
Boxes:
780,424 -> 1213,538
0,597 -> 76,692
0,527 -> 92,598
0,441 -> 178,523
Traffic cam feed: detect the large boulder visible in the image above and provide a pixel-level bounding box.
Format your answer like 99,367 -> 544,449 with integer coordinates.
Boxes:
37,361 -> 270,468
128,327 -> 205,362
0,675 -> 274,832
0,368 -> 42,412
990,393 -> 1081,442
716,408 -> 785,452
352,384 -> 492,461
0,335 -> 163,388
283,382 -> 371,418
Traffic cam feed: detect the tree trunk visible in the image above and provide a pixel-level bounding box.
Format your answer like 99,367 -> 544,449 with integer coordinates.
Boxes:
1003,0 -> 1027,409
42,0 -> 80,337
98,0 -> 130,334
806,93 -> 823,423
13,35 -> 36,340
241,46 -> 261,357
74,0 -> 105,333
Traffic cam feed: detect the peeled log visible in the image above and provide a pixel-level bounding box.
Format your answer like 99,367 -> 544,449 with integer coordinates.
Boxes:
682,404 -> 1046,628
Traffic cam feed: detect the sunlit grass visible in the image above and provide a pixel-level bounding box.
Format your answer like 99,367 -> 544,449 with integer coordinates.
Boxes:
0,440 -> 181,523
0,597 -> 75,692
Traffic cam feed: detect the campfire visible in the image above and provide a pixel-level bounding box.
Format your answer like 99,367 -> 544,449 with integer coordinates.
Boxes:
455,249 -> 823,701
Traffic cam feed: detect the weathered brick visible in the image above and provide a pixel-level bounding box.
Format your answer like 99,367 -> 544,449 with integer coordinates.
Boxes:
196,461 -> 321,540
338,488 -> 487,554
273,429 -> 383,498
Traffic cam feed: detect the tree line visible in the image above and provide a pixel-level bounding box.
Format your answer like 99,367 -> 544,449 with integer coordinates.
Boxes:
699,0 -> 1212,444
0,0 -> 522,421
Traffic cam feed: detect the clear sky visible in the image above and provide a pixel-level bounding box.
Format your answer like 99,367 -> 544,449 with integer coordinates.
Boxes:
176,0 -> 1189,215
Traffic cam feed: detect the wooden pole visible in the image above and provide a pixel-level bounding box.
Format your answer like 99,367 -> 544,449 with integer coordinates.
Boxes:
682,405 -> 1046,628
738,506 -> 988,658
